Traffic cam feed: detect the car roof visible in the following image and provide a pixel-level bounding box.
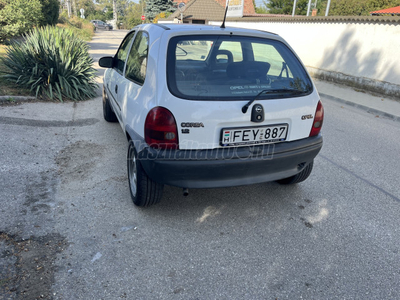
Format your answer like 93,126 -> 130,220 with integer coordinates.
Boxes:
133,23 -> 279,39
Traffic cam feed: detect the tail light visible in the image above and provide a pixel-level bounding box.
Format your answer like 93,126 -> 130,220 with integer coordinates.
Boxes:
309,101 -> 324,137
145,107 -> 179,149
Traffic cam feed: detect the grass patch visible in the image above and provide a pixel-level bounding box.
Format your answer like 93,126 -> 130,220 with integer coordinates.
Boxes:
57,16 -> 94,41
56,23 -> 94,41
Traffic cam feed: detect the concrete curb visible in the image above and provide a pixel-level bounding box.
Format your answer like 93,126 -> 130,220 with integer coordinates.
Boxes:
320,92 -> 400,123
0,96 -> 36,103
308,68 -> 400,99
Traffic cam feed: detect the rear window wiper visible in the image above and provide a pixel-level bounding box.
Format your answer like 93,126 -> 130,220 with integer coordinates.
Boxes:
242,88 -> 304,113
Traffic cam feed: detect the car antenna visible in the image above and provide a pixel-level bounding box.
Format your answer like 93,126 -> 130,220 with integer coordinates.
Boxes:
220,0 -> 229,28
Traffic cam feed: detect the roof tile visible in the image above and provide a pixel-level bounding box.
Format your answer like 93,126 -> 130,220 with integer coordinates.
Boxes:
170,0 -> 255,21
170,0 -> 225,21
370,5 -> 400,15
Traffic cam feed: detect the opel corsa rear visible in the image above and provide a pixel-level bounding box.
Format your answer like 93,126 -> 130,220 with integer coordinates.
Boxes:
99,24 -> 323,207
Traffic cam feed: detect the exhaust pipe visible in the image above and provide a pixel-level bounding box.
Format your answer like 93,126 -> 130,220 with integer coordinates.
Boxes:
183,188 -> 189,197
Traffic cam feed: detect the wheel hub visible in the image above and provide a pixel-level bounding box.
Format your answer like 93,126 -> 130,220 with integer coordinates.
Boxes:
128,148 -> 137,197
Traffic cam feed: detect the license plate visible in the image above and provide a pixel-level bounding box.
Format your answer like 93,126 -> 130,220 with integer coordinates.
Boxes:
221,124 -> 288,147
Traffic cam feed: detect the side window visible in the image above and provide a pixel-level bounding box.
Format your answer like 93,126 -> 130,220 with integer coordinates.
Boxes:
125,31 -> 149,85
219,41 -> 243,62
252,43 -> 293,77
114,31 -> 135,74
176,40 -> 211,61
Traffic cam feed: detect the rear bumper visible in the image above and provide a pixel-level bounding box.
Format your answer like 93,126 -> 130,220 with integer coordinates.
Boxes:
138,135 -> 323,188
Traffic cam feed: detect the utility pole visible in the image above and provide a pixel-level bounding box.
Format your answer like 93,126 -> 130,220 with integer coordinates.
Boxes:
306,0 -> 312,16
291,0 -> 297,17
325,0 -> 331,16
72,0 -> 77,16
142,0 -> 144,24
113,0 -> 117,24
66,0 -> 72,17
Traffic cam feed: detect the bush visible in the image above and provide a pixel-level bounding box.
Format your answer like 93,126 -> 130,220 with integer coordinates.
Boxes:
86,11 -> 109,23
39,0 -> 59,26
0,0 -> 43,43
57,13 -> 94,41
0,26 -> 97,101
68,16 -> 83,29
57,11 -> 69,24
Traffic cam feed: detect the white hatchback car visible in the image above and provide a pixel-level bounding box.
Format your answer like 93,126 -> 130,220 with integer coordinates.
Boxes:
99,23 -> 323,207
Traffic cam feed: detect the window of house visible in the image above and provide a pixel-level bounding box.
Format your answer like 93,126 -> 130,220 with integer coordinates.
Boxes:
192,20 -> 205,24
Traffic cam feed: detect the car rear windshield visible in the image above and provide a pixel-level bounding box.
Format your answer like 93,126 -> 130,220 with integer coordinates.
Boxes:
167,35 -> 313,100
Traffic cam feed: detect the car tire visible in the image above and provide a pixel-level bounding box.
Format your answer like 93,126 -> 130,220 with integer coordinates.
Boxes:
276,160 -> 314,185
102,86 -> 118,122
127,141 -> 163,207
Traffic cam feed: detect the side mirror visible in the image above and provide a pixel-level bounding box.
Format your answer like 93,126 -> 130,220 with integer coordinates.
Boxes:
99,56 -> 114,68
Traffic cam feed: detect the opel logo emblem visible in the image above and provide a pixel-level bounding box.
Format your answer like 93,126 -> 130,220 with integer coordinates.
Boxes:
255,105 -> 263,113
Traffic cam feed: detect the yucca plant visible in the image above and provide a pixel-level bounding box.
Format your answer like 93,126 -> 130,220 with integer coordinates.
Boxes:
0,26 -> 97,101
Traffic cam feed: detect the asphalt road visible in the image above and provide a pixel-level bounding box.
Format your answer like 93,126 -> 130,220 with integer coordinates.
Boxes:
1,30 -> 400,300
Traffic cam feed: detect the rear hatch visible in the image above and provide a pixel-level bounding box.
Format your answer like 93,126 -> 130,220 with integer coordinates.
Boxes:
160,32 -> 319,150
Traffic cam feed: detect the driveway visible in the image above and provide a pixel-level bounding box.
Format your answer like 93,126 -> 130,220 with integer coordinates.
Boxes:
0,29 -> 399,300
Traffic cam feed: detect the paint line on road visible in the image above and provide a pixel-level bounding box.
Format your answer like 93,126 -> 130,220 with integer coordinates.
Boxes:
320,154 -> 400,203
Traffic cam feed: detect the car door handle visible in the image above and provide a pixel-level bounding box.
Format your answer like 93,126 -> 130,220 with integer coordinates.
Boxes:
115,85 -> 118,94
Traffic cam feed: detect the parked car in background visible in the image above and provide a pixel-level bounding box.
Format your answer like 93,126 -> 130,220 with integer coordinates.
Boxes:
98,24 -> 324,207
91,20 -> 113,31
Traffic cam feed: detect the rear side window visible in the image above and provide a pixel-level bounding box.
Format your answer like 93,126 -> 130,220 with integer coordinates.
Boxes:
219,41 -> 242,62
114,31 -> 135,74
176,40 -> 211,61
253,44 -> 288,76
125,31 -> 149,85
167,35 -> 312,100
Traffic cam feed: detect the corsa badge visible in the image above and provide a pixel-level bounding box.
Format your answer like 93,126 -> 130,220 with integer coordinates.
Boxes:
181,122 -> 204,128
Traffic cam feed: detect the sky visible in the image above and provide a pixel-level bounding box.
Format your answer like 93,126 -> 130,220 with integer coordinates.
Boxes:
255,0 -> 266,7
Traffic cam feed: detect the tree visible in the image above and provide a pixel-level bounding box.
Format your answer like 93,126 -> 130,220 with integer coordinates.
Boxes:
75,0 -> 96,17
253,0 -> 267,13
94,0 -> 131,18
265,0 -> 290,14
145,0 -> 175,21
152,11 -> 173,23
39,0 -> 60,26
369,0 -> 400,12
326,0 -> 400,16
124,0 -> 145,28
265,0 -> 309,15
0,0 -> 43,42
